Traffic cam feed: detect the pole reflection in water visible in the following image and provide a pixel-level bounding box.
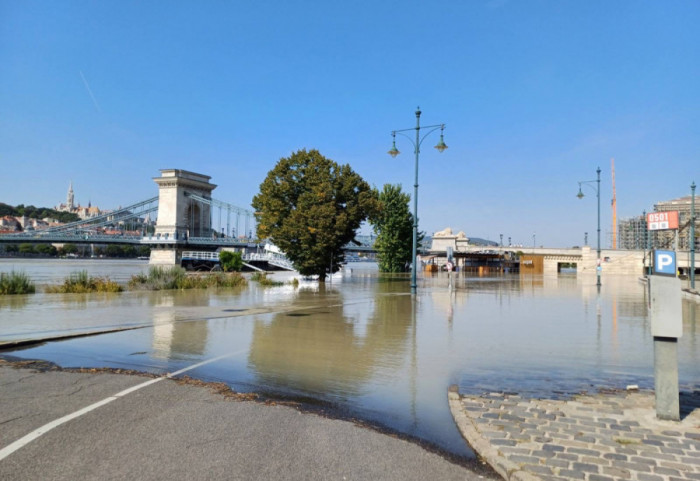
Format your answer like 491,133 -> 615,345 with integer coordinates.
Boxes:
3,265 -> 700,460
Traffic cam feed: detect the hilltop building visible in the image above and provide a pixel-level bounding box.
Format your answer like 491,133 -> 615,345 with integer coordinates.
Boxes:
55,181 -> 102,219
0,216 -> 21,233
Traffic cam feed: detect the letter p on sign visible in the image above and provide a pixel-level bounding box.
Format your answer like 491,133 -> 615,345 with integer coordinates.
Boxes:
653,250 -> 676,276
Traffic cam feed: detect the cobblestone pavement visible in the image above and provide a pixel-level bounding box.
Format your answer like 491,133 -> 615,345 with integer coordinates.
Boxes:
449,387 -> 700,481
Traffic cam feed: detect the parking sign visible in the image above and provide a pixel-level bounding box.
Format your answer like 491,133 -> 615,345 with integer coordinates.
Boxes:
653,250 -> 676,276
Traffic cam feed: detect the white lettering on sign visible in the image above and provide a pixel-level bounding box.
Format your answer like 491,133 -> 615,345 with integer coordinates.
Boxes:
647,211 -> 679,230
657,254 -> 674,270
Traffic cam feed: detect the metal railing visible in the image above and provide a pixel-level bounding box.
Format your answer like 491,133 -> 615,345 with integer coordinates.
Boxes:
180,251 -> 295,271
182,251 -> 219,260
244,252 -> 295,270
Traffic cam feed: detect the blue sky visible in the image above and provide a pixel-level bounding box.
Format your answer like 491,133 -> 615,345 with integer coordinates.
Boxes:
1,0 -> 698,247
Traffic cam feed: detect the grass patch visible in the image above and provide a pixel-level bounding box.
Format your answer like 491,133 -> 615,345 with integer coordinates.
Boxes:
46,270 -> 122,293
250,272 -> 284,287
179,272 -> 247,289
128,266 -> 186,290
0,270 -> 36,295
129,266 -> 247,290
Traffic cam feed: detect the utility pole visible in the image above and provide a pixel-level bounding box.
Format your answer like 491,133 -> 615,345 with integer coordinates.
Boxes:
691,181 -> 696,289
611,158 -> 617,249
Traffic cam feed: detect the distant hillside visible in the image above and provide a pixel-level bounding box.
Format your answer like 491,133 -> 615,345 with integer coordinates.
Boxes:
467,237 -> 498,246
0,203 -> 80,223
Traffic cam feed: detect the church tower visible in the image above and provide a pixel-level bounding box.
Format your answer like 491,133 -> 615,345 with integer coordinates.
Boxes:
67,182 -> 75,211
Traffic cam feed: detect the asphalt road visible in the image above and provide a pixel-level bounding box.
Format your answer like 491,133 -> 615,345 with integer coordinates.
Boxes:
0,364 -> 495,480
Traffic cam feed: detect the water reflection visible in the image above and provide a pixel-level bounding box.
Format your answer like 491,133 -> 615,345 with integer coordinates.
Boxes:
248,282 -> 413,399
2,265 -> 699,460
0,294 -> 30,310
150,295 -> 210,360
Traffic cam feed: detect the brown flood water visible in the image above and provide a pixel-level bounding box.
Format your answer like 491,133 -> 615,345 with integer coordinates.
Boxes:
1,259 -> 699,459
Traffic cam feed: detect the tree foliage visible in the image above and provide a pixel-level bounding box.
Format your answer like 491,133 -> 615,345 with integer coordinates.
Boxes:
34,244 -> 57,256
60,243 -> 79,255
19,244 -> 35,254
371,184 -> 416,273
0,203 -> 80,223
252,149 -> 378,279
219,250 -> 243,272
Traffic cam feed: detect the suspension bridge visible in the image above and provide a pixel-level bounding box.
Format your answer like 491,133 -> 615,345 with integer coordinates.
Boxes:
0,169 -> 376,267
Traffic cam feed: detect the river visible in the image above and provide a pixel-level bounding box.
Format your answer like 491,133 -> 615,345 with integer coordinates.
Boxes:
1,258 -> 698,460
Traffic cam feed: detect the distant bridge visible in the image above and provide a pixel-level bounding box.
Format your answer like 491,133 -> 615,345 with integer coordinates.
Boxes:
0,169 -> 378,266
0,195 -> 256,247
428,241 -> 699,277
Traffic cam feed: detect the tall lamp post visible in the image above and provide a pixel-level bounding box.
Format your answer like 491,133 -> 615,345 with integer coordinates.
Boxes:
691,181 -> 696,289
577,167 -> 602,288
388,107 -> 447,294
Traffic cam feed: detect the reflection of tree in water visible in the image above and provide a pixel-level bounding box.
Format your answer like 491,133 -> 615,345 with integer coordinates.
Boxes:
0,294 -> 30,310
247,280 -> 413,397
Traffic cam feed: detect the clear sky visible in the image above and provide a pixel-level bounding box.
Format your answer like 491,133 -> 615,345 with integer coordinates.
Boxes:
1,0 -> 698,247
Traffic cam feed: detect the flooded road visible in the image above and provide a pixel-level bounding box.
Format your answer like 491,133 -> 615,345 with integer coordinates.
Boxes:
1,259 -> 699,460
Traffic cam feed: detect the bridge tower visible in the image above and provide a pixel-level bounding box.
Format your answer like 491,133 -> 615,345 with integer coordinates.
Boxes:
150,169 -> 217,266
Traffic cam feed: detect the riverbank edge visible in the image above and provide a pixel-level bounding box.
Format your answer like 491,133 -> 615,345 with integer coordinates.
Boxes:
0,357 -> 497,477
448,385 -> 700,481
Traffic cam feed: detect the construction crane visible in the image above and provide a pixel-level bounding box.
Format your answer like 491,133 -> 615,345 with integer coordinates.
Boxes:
611,158 -> 617,249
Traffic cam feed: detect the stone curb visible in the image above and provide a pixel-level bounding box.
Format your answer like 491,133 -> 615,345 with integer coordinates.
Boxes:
449,390 -> 534,481
448,386 -> 700,481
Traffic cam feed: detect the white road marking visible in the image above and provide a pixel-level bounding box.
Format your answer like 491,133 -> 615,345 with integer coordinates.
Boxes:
0,351 -> 245,461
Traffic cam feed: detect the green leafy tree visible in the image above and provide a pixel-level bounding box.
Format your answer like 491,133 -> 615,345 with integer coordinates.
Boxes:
19,244 -> 35,255
219,250 -> 243,272
8,204 -> 79,223
105,245 -> 124,257
35,244 -> 58,256
59,244 -> 79,256
371,184 -> 417,273
252,149 -> 378,280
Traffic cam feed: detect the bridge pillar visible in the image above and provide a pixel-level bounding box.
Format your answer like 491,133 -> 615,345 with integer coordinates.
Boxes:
153,169 -> 217,241
150,169 -> 217,266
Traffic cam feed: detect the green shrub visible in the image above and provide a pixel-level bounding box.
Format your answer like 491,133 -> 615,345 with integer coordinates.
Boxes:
19,244 -> 35,254
128,266 -> 186,290
128,266 -> 246,290
46,270 -> 122,293
219,250 -> 243,272
251,272 -> 283,287
179,272 -> 247,289
0,270 -> 36,295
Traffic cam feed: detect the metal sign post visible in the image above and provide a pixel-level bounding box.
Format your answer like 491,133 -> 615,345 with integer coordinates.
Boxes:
649,249 -> 682,421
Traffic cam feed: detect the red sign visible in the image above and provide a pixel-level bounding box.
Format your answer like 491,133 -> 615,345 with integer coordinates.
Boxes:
647,211 -> 679,231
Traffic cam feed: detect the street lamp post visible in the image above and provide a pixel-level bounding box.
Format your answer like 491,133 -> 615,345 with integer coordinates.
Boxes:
691,181 -> 696,289
577,167 -> 602,288
388,107 -> 447,294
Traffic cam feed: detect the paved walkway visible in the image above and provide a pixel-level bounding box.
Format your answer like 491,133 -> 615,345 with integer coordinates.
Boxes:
0,362 -> 493,480
449,387 -> 700,481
